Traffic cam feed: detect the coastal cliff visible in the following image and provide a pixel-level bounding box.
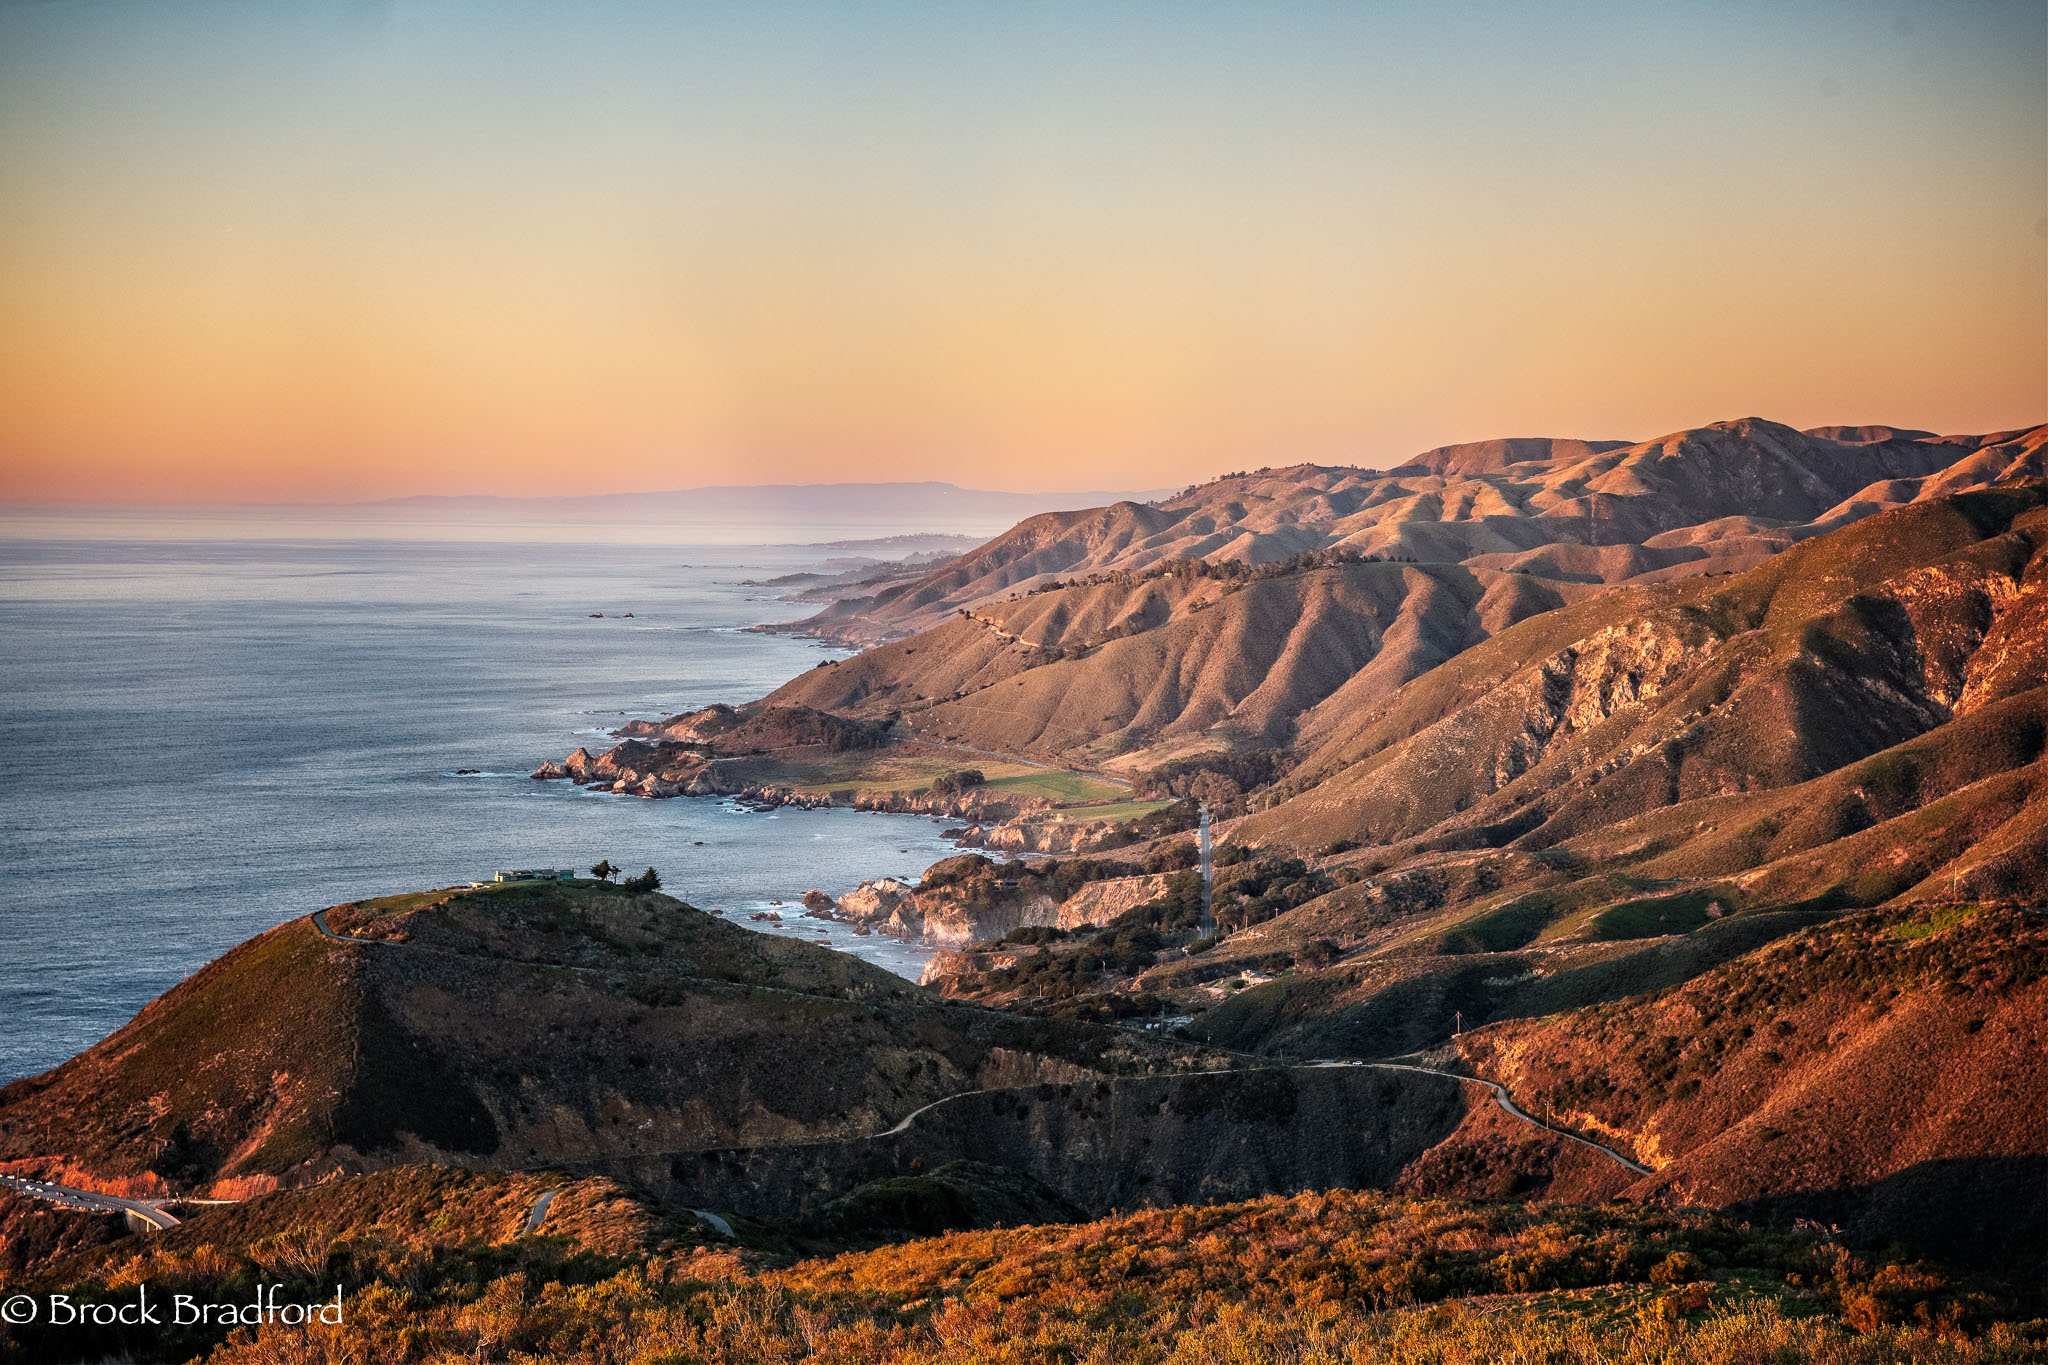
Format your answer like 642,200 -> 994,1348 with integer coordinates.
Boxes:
0,879 -> 1187,1193
814,856 -> 1169,950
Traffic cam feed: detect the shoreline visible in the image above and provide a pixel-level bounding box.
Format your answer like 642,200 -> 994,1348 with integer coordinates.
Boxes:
533,762 -> 1162,857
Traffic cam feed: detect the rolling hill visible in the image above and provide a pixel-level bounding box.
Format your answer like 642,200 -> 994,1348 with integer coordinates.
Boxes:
768,554 -> 1603,770
1450,904 -> 2048,1265
0,880 -> 1168,1193
748,421 -> 2048,780
781,419 -> 2048,645
1119,484 -> 2048,1051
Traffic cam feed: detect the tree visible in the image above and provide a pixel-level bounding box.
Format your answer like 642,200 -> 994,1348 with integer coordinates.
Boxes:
623,866 -> 661,894
590,860 -> 617,883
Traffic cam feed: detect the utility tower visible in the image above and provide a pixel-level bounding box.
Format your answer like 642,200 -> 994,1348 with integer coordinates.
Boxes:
1197,804 -> 1214,937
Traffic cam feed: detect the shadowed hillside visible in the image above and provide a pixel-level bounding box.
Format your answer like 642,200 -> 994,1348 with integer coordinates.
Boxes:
0,881 -> 1179,1192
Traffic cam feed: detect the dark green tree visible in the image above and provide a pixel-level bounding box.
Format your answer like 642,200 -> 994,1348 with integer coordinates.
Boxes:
590,860 -> 618,883
624,866 -> 661,894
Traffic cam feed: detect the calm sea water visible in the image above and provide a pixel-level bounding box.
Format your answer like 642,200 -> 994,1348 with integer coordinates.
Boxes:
0,534 -> 961,1082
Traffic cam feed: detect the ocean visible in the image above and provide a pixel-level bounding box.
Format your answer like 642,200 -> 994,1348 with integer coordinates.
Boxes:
0,530 -> 963,1083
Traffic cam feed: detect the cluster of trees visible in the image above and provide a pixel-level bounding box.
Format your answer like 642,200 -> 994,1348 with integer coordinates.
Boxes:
1093,844 -> 1339,939
1134,748 -> 1288,814
589,861 -> 662,894
1086,800 -> 1202,850
928,767 -> 985,796
1153,545 -> 1428,581
918,852 -> 1141,907
985,920 -> 1173,1004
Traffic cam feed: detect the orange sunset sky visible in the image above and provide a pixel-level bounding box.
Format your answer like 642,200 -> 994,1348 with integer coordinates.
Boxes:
1,1 -> 2043,503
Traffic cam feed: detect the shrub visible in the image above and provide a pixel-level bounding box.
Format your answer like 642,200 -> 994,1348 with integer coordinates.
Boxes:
930,768 -> 986,797
1651,1250 -> 1709,1285
1297,938 -> 1341,969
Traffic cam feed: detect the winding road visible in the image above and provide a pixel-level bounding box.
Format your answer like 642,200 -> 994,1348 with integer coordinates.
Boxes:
1338,1062 -> 1652,1176
1,1051 -> 1647,1246
0,1172 -> 181,1231
676,1055 -> 1654,1182
312,904 -> 1651,1209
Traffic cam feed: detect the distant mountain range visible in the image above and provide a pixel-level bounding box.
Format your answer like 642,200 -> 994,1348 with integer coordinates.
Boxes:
0,482 -> 1177,545
777,418 -> 2048,643
357,480 -> 1180,541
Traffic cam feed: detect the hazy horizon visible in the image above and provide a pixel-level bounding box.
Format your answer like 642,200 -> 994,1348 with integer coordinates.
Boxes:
0,476 -> 1178,544
3,2 -> 2042,503
12,410 -> 2043,519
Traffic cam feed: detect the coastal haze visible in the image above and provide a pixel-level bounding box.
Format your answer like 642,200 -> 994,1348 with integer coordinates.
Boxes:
0,480 -> 1173,546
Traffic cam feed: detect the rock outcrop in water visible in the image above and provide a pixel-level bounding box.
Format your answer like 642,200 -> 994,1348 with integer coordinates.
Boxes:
533,703 -> 894,798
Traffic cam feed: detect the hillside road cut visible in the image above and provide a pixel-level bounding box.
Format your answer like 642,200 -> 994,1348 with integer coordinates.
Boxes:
0,1171 -> 181,1230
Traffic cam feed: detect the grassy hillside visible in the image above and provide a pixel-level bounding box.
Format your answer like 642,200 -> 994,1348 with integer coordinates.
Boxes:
6,1182 -> 2039,1364
0,918 -> 377,1189
1246,486 -> 2048,855
0,881 -> 1183,1191
782,419 -> 2046,645
770,556 -> 1588,771
1452,904 -> 2048,1264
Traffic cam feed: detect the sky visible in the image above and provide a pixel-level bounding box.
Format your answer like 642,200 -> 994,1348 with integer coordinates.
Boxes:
1,1 -> 2042,503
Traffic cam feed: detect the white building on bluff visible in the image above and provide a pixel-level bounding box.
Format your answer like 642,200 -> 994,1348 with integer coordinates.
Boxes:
478,867 -> 574,885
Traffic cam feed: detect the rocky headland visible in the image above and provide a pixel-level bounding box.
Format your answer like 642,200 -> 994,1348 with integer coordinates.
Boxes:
801,854 -> 1171,951
0,878 -> 1196,1197
531,703 -> 895,799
